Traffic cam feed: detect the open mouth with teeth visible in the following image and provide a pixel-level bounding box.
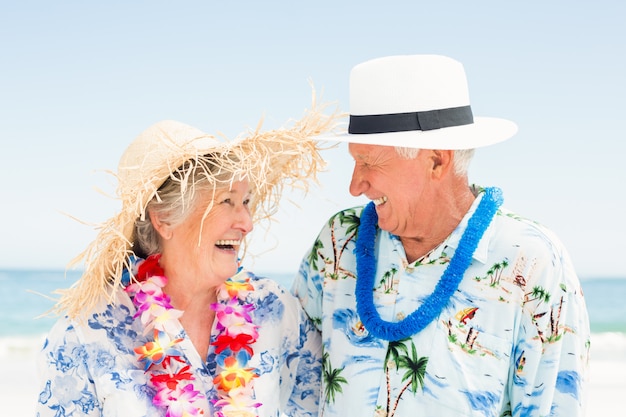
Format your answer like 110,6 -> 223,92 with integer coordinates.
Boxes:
215,240 -> 241,250
373,196 -> 388,206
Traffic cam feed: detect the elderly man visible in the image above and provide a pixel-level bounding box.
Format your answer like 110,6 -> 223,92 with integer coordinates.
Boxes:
293,55 -> 590,417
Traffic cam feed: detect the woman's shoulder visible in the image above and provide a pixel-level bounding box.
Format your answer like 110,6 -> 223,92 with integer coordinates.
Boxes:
246,271 -> 292,296
45,289 -> 139,348
241,271 -> 304,311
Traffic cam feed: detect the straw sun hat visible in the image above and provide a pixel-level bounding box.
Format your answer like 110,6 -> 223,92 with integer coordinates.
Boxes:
331,54 -> 518,150
56,98 -> 339,319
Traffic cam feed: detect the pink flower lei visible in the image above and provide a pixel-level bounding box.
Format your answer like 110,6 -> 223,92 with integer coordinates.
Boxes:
125,254 -> 261,417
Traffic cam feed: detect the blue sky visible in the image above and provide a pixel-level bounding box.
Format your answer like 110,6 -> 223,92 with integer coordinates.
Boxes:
1,1 -> 624,279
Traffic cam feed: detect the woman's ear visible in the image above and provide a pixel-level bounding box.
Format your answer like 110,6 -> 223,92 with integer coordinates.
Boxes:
149,210 -> 173,240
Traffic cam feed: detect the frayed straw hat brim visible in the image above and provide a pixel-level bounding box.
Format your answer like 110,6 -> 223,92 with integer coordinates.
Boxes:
55,97 -> 340,319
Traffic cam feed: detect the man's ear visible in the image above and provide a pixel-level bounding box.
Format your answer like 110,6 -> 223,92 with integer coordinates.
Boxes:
149,210 -> 173,240
430,149 -> 454,179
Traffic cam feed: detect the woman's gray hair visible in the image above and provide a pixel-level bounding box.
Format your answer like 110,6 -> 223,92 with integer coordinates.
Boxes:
132,156 -> 236,258
395,146 -> 475,176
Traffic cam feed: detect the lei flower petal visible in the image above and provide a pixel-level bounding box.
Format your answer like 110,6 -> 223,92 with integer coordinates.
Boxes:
212,300 -> 259,339
134,329 -> 185,371
155,383 -> 205,417
137,254 -> 165,281
213,334 -> 256,357
213,356 -> 258,392
218,280 -> 254,301
213,385 -> 261,417
151,365 -> 195,390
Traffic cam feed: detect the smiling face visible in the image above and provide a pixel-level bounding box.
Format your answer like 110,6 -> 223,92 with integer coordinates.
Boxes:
348,143 -> 436,239
348,143 -> 477,262
153,179 -> 254,287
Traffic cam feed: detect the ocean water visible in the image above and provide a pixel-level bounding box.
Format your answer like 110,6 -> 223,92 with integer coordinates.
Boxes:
1,270 -> 625,359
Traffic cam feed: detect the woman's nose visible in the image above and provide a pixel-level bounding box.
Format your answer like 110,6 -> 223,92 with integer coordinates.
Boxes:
235,207 -> 254,235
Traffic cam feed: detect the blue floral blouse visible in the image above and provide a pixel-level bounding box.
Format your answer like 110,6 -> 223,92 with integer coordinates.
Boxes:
36,271 -> 322,417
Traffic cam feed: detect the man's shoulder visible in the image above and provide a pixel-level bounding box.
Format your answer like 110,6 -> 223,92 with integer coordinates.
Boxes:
310,204 -> 367,244
493,206 -> 569,255
326,204 -> 366,222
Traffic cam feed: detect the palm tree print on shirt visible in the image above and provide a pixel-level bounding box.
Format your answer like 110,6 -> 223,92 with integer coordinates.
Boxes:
381,339 -> 428,417
310,208 -> 360,280
478,256 -> 570,347
379,267 -> 398,294
322,352 -> 348,405
487,259 -> 509,286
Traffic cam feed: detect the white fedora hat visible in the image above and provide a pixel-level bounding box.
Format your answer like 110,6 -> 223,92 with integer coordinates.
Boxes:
333,54 -> 517,149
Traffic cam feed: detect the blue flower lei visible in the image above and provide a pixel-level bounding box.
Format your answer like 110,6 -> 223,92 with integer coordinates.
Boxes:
355,187 -> 503,341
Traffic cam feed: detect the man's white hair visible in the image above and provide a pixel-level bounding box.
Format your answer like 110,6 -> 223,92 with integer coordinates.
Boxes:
395,146 -> 475,176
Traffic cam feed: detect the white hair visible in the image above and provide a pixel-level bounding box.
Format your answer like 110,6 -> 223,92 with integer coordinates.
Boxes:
394,146 -> 475,176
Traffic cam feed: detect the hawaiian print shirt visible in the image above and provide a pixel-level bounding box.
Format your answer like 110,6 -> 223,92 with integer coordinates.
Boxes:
36,271 -> 322,417
293,190 -> 591,417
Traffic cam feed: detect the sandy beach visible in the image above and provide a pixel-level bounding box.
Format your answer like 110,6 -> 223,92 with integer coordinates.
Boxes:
1,333 -> 624,416
585,332 -> 626,415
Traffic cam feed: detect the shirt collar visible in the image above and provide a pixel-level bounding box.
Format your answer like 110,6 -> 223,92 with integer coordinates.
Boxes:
444,190 -> 493,264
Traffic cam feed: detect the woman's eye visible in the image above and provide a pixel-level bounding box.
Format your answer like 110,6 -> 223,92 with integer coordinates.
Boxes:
243,198 -> 251,206
221,198 -> 232,205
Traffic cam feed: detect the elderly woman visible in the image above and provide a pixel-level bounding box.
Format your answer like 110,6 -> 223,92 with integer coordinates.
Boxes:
36,110 -> 334,417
